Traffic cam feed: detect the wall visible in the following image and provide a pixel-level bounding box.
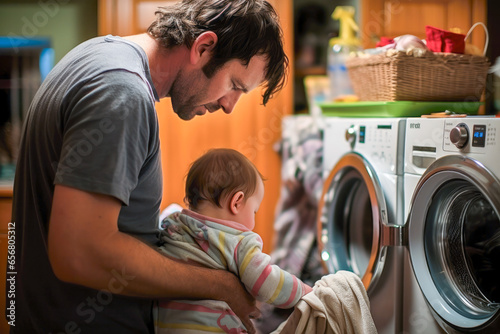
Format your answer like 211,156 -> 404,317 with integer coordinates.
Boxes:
0,0 -> 98,63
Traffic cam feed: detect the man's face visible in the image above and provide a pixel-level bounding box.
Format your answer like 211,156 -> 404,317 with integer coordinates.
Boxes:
169,55 -> 267,121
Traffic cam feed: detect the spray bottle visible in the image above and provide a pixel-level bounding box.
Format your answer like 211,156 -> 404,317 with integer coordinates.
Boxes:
327,6 -> 362,101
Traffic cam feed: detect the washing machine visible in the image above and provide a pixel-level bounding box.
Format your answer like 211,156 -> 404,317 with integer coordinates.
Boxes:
317,117 -> 406,334
403,117 -> 500,333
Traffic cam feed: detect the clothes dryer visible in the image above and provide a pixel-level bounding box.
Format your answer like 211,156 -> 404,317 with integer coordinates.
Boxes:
318,117 -> 406,334
403,117 -> 500,333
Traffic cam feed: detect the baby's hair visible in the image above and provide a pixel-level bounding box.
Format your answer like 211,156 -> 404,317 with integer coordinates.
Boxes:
185,148 -> 264,210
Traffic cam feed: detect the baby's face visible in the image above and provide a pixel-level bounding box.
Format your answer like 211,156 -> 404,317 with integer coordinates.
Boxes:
236,178 -> 264,230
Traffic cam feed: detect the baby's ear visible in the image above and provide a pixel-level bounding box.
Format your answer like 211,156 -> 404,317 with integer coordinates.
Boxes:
229,191 -> 245,215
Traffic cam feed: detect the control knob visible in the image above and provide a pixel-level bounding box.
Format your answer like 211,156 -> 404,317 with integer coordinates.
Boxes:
345,125 -> 356,148
449,123 -> 469,149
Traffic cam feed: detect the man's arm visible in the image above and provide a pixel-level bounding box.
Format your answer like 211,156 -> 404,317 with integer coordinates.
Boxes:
48,184 -> 259,332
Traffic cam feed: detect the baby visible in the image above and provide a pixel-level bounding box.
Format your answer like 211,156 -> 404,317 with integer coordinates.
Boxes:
155,148 -> 312,333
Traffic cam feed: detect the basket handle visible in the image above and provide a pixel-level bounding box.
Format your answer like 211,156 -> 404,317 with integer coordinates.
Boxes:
465,22 -> 489,56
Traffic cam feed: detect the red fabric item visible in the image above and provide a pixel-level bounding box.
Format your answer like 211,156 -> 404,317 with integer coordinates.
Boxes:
425,25 -> 465,53
376,36 -> 395,47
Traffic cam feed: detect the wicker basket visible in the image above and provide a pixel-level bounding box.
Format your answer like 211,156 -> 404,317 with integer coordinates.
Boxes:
345,51 -> 490,102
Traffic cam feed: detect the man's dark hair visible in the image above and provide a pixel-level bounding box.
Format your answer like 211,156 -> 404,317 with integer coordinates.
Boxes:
147,0 -> 288,105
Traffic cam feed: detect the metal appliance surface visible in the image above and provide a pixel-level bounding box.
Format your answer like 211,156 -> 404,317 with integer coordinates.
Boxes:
318,117 -> 406,334
403,117 -> 500,333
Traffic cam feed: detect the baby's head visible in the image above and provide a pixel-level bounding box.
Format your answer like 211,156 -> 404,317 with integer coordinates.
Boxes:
185,148 -> 264,228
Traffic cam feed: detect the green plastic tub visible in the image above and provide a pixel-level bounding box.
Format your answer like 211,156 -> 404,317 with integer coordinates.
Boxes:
319,101 -> 483,118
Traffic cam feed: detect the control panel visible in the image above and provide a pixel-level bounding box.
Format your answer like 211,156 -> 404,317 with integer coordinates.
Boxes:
323,118 -> 406,176
443,119 -> 498,153
343,122 -> 403,174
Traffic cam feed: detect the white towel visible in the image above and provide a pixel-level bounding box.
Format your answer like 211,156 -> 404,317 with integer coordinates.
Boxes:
271,271 -> 378,334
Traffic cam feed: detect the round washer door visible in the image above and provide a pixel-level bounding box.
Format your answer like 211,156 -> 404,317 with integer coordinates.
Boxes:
317,152 -> 390,290
408,155 -> 500,333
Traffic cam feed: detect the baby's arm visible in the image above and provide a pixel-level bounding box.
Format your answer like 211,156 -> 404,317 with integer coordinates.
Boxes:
236,232 -> 312,308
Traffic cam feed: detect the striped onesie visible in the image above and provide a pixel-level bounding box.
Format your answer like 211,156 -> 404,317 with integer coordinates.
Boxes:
155,209 -> 312,333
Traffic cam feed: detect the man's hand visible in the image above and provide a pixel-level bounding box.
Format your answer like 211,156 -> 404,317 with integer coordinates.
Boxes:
222,274 -> 260,334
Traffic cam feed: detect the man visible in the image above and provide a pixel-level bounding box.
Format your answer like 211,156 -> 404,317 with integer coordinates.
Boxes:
9,0 -> 288,332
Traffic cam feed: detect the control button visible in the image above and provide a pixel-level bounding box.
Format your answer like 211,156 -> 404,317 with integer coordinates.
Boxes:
450,123 -> 469,149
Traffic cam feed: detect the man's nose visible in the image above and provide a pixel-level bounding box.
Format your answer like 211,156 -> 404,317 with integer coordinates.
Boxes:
219,91 -> 243,114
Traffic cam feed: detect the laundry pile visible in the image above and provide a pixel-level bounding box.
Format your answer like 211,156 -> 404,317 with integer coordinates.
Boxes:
272,271 -> 377,334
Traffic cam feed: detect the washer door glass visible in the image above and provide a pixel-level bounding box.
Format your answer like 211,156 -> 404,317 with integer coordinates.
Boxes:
324,168 -> 374,274
318,153 -> 387,289
425,180 -> 500,317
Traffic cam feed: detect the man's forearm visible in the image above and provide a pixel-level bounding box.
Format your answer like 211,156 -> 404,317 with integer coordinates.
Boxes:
59,228 -> 240,300
48,184 -> 239,300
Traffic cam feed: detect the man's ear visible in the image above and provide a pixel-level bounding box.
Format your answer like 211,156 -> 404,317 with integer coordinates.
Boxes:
190,31 -> 218,65
229,191 -> 245,215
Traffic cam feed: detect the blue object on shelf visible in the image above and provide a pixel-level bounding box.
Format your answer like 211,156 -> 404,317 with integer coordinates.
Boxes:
0,36 -> 51,49
39,48 -> 54,81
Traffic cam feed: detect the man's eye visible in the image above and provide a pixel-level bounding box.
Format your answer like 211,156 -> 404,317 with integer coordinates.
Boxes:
232,81 -> 242,91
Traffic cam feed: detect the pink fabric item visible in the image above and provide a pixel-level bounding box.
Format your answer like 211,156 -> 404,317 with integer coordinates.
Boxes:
425,25 -> 465,53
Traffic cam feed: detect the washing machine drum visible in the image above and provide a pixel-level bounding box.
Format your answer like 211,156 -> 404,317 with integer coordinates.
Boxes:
317,152 -> 393,291
408,155 -> 500,333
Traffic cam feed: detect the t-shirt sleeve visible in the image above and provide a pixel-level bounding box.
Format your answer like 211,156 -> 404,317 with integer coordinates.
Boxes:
55,70 -> 156,205
236,233 -> 312,308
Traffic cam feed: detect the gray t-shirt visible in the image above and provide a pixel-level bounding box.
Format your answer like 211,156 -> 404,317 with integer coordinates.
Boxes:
10,35 -> 162,333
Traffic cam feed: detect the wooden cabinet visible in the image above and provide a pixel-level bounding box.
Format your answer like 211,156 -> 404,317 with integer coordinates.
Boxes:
99,0 -> 178,36
360,0 -> 487,51
0,189 -> 12,334
98,0 -> 294,253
